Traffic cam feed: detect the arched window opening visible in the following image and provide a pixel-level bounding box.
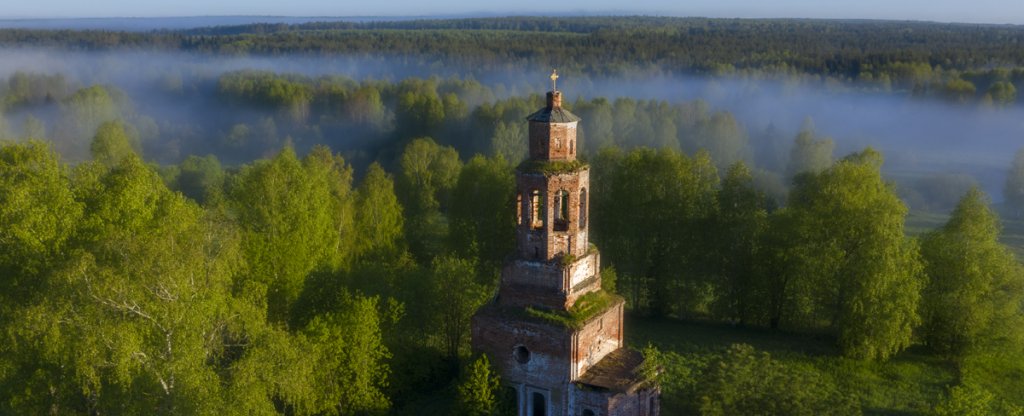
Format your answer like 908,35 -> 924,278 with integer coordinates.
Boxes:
530,190 -> 544,230
579,188 -> 588,228
583,410 -> 596,416
517,192 -> 523,225
532,392 -> 547,416
554,190 -> 569,231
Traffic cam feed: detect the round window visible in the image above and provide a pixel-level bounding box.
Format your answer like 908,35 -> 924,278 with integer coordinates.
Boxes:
513,345 -> 531,364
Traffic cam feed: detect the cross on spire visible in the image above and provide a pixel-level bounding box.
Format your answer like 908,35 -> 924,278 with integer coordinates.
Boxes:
550,69 -> 559,91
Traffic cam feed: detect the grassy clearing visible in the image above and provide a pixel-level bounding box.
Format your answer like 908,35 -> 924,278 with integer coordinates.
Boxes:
626,317 -> 957,415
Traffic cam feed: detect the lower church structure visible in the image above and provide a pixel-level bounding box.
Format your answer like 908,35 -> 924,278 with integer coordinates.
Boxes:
471,73 -> 660,416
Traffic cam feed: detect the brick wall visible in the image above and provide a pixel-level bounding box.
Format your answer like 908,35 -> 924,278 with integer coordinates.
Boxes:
529,121 -> 578,161
571,299 -> 624,379
516,168 -> 591,261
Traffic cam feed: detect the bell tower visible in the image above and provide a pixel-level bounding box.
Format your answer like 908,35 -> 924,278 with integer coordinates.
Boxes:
504,77 -> 597,310
471,71 -> 660,416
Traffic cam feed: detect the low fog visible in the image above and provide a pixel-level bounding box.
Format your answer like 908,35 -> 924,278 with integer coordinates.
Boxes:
2,48 -> 1022,204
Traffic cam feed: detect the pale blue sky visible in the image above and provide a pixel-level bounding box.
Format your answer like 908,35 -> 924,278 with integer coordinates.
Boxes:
2,0 -> 1022,24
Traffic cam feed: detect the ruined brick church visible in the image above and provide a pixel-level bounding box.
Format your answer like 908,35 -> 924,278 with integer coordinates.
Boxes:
471,72 -> 660,416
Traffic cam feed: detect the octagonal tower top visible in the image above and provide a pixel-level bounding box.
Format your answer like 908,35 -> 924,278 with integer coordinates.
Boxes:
526,70 -> 581,161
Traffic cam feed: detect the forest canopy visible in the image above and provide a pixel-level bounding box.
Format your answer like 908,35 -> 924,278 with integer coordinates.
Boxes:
2,15 -> 1024,415
2,17 -> 1024,88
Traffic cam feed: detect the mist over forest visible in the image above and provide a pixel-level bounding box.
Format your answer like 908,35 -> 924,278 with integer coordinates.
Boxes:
4,16 -> 1024,415
2,43 -> 1022,207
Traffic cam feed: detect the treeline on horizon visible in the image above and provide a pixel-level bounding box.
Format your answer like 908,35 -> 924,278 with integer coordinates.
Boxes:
2,16 -> 1024,101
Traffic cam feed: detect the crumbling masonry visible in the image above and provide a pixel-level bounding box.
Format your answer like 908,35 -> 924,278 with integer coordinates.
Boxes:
471,81 -> 660,416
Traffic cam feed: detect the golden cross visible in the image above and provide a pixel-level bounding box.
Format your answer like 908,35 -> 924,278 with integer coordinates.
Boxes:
550,69 -> 559,91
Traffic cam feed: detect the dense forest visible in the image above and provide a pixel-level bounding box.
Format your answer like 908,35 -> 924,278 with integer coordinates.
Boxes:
3,17 -> 1024,100
2,16 -> 1024,415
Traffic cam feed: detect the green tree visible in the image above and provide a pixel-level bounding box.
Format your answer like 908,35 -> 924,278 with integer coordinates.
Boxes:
230,146 -> 341,323
397,138 -> 462,261
172,154 -> 226,205
943,78 -> 977,104
56,85 -> 125,160
398,137 -> 462,214
611,98 -> 638,147
691,112 -> 749,169
355,162 -> 405,258
304,294 -> 392,415
754,208 -> 820,330
490,121 -> 528,165
786,119 -> 834,179
653,114 -> 680,151
0,144 -> 385,414
448,155 -> 515,272
222,326 -> 320,415
919,188 -> 1024,356
787,149 -> 924,360
457,354 -> 501,416
10,155 -> 245,414
0,142 -> 82,412
90,120 -> 139,167
304,145 -> 358,271
986,81 -> 1017,106
346,86 -> 390,131
0,140 -> 80,292
591,147 -> 718,317
712,162 -> 768,324
430,256 -> 489,360
396,85 -> 445,138
933,383 -> 1023,416
699,344 -> 859,416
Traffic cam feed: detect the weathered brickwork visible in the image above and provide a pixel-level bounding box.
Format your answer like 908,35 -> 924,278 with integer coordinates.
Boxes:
528,91 -> 579,161
570,300 -> 623,379
572,387 -> 660,416
472,307 -> 574,391
499,251 -> 601,310
529,121 -> 579,160
471,85 -> 659,416
515,168 -> 590,261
